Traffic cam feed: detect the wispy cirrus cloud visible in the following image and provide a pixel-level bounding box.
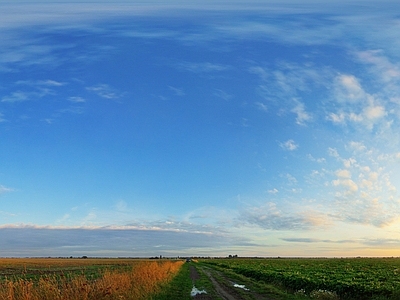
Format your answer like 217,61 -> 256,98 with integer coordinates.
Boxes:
68,96 -> 86,103
2,79 -> 65,103
268,188 -> 279,194
250,63 -> 328,126
177,61 -> 230,73
168,86 -> 185,97
0,185 -> 13,195
255,102 -> 268,112
1,91 -> 29,103
356,50 -> 400,86
16,80 -> 66,87
213,89 -> 233,101
86,84 -> 123,100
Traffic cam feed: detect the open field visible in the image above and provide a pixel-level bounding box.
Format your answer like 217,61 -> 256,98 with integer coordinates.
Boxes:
2,257 -> 400,299
201,257 -> 400,299
0,258 -> 183,300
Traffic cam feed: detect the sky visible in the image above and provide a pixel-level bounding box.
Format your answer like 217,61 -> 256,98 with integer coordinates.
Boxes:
1,0 -> 400,257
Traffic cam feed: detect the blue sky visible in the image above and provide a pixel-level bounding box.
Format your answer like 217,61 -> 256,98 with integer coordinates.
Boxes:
1,0 -> 400,257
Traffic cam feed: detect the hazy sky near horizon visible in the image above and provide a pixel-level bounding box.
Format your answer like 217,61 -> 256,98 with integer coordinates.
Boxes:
1,0 -> 400,257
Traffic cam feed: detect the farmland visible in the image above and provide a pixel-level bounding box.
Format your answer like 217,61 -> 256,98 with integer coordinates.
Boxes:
2,257 -> 400,299
201,257 -> 400,299
0,258 -> 183,300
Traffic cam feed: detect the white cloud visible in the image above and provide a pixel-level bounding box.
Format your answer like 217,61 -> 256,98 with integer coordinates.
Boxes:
363,104 -> 386,120
327,112 -> 346,124
239,202 -> 330,230
178,62 -> 230,73
2,80 -> 64,105
332,178 -> 358,193
268,188 -> 279,194
0,185 -> 13,195
1,91 -> 29,103
348,112 -> 363,122
307,154 -> 326,163
335,169 -> 351,178
281,139 -> 298,151
213,89 -> 232,101
327,144 -> 400,228
291,99 -> 312,125
348,141 -> 367,152
216,18 -> 344,46
356,50 -> 400,84
335,74 -> 366,103
249,66 -> 269,81
41,80 -> 65,86
68,96 -> 86,103
250,62 -> 332,128
168,86 -> 185,96
16,79 -> 66,87
328,147 -> 339,158
285,173 -> 298,184
255,102 -> 268,112
86,84 -> 122,100
329,75 -> 388,130
342,157 -> 356,168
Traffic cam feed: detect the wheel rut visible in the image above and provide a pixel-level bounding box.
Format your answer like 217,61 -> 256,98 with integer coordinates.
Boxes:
189,264 -> 271,300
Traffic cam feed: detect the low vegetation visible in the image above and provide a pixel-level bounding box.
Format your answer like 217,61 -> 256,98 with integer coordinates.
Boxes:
0,258 -> 183,300
201,257 -> 400,299
3,257 -> 400,299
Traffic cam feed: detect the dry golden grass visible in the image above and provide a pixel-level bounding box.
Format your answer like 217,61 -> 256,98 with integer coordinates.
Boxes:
0,259 -> 184,300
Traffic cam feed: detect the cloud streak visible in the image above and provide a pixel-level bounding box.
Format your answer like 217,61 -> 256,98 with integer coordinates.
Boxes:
0,224 -> 249,257
0,185 -> 13,195
86,84 -> 123,100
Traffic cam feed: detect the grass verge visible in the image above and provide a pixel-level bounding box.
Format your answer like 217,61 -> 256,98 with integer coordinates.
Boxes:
152,262 -> 193,300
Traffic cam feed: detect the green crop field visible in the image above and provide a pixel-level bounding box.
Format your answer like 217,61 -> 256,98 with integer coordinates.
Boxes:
201,257 -> 400,299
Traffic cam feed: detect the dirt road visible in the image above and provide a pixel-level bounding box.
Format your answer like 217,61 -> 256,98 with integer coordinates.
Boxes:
190,264 -> 270,300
